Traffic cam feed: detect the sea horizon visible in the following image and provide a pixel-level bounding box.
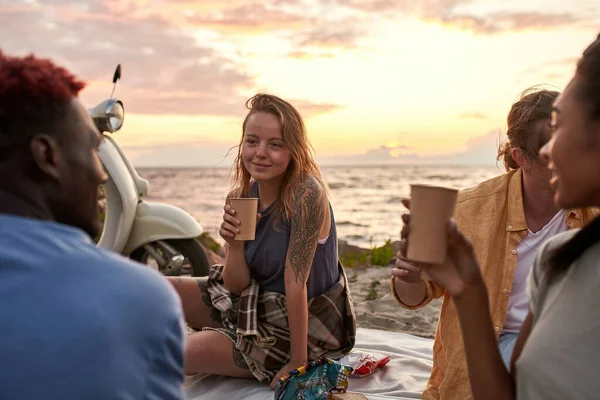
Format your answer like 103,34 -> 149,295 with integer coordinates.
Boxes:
138,165 -> 503,248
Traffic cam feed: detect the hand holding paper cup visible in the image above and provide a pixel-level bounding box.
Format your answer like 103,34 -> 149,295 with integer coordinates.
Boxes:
406,184 -> 458,266
229,198 -> 259,241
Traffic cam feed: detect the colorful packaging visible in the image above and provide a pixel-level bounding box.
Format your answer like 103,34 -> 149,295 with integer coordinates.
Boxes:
274,358 -> 353,400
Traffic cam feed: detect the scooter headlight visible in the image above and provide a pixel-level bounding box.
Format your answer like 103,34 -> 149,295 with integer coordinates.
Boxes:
89,99 -> 125,133
108,101 -> 124,132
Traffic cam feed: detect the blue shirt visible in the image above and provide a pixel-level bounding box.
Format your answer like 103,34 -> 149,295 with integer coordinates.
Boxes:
0,215 -> 185,400
245,182 -> 340,299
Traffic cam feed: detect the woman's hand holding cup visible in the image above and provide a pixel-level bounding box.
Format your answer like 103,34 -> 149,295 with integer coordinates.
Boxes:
219,198 -> 261,248
219,204 -> 243,247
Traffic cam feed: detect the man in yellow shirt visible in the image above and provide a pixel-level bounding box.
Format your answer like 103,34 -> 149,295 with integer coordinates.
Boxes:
390,88 -> 598,400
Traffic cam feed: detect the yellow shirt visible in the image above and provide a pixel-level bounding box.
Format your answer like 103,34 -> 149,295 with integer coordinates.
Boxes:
391,169 -> 599,400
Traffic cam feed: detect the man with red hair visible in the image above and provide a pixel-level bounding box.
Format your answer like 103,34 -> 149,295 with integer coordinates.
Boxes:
0,51 -> 185,399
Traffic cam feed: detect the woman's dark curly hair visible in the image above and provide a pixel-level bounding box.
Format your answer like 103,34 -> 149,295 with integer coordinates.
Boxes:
547,34 -> 600,283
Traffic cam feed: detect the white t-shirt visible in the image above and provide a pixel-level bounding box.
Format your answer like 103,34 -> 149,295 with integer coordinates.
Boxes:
503,209 -> 569,333
518,230 -> 600,399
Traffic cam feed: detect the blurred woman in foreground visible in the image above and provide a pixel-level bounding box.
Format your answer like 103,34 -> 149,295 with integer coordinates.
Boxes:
399,33 -> 600,399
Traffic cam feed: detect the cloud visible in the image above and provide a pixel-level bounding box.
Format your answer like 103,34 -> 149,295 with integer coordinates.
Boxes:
0,1 -> 254,116
160,0 -> 258,11
425,131 -> 506,165
465,131 -> 505,148
546,57 -> 580,67
436,11 -> 580,34
122,141 -> 236,168
198,1 -> 373,50
543,73 -> 566,81
297,24 -> 366,49
184,3 -> 308,34
438,131 -> 506,165
290,99 -> 345,117
458,112 -> 489,120
181,2 -> 372,51
287,50 -> 336,59
0,1 -> 347,118
335,0 -> 474,18
181,1 -> 586,49
337,0 -> 585,34
318,131 -> 507,167
318,145 -> 421,166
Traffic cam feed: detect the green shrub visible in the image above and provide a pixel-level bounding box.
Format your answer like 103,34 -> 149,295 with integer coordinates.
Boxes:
365,280 -> 380,301
197,232 -> 221,254
340,250 -> 368,268
370,239 -> 395,266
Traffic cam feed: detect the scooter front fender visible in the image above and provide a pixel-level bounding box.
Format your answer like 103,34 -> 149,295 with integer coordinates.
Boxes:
123,201 -> 203,256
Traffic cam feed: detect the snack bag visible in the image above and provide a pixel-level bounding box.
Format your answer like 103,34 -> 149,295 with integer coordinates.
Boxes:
274,358 -> 353,400
345,353 -> 391,378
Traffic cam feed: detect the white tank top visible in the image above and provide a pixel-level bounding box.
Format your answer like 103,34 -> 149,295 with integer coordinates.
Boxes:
503,209 -> 569,333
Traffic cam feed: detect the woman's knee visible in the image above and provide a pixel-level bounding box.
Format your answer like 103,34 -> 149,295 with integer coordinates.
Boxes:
185,332 -> 254,378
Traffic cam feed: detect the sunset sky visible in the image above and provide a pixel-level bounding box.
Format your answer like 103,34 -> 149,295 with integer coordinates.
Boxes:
2,0 -> 599,167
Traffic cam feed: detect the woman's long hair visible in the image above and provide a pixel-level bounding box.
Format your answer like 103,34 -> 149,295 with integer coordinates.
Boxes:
547,34 -> 600,283
548,216 -> 600,282
230,93 -> 329,227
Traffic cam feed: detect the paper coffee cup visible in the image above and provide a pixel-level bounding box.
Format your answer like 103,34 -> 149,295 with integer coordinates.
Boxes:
406,184 -> 458,264
229,198 -> 259,241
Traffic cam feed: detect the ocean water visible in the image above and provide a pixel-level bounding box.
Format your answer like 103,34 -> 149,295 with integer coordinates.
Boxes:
138,165 -> 503,248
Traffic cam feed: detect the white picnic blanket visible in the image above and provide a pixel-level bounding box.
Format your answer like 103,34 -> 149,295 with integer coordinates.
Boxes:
184,327 -> 434,400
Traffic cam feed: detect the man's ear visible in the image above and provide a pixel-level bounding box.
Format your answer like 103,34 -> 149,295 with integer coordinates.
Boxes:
30,134 -> 61,180
510,147 -> 529,170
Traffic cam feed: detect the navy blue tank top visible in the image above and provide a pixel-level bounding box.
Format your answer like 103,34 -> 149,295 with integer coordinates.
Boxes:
244,182 -> 340,299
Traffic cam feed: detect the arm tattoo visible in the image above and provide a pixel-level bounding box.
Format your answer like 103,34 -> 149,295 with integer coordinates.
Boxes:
287,178 -> 326,284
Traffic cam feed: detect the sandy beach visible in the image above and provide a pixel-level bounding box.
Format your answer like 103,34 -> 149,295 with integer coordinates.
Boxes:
346,264 -> 441,339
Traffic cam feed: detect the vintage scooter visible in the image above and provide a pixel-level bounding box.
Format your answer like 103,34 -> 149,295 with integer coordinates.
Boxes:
89,65 -> 209,276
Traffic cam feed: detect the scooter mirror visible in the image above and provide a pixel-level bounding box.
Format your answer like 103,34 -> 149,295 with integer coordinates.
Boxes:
112,64 -> 121,84
89,99 -> 125,133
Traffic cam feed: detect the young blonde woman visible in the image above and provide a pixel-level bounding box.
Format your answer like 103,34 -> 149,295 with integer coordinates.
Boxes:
398,34 -> 600,399
168,94 -> 355,388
